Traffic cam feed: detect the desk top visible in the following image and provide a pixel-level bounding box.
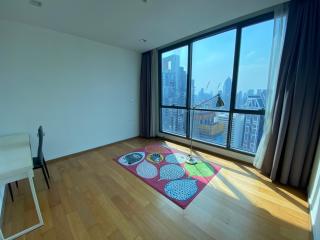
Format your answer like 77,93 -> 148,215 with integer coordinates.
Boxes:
0,133 -> 33,181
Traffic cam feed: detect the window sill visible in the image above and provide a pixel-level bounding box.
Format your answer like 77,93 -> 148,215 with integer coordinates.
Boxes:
157,131 -> 254,164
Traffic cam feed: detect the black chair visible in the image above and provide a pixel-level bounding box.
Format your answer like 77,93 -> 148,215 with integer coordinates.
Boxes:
33,126 -> 50,189
7,182 -> 18,202
7,127 -> 50,202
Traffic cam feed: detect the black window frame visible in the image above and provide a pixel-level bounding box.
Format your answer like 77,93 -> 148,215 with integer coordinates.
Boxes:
159,12 -> 274,156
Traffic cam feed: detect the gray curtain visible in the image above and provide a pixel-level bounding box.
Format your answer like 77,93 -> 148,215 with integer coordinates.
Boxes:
139,51 -> 152,138
261,0 -> 320,189
150,49 -> 159,137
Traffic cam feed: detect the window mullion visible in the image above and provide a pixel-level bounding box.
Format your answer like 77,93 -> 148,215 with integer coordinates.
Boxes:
186,43 -> 193,139
227,27 -> 242,149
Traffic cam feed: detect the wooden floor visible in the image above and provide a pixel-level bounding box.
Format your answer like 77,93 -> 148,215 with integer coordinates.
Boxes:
1,138 -> 312,240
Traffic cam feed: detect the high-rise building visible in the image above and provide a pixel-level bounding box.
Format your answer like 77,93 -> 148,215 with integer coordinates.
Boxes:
231,114 -> 245,149
222,77 -> 232,109
242,114 -> 264,153
162,108 -> 186,135
161,54 -> 187,134
244,95 -> 265,110
162,54 -> 187,107
216,113 -> 229,145
241,95 -> 265,152
192,111 -> 226,145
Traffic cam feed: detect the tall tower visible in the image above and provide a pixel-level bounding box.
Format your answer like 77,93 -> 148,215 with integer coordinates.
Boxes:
222,77 -> 232,109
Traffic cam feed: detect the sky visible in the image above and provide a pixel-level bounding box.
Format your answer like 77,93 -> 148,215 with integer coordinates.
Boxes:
162,19 -> 274,95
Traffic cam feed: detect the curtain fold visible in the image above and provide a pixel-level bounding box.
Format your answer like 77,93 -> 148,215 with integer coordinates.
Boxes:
150,49 -> 159,137
139,51 -> 152,138
261,0 -> 320,189
254,4 -> 288,169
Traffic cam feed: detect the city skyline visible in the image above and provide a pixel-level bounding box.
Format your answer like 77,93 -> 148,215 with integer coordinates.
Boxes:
162,19 -> 273,95
161,52 -> 267,154
161,19 -> 273,154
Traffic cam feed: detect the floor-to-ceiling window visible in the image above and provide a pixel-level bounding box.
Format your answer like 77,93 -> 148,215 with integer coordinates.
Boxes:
160,46 -> 188,136
159,13 -> 274,155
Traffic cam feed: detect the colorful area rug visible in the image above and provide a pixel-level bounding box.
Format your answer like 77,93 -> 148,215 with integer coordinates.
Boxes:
115,144 -> 221,209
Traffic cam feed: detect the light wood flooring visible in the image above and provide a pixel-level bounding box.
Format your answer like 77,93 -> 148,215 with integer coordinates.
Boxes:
1,138 -> 312,240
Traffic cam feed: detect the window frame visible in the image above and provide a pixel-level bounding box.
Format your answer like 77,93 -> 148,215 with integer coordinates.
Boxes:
158,12 -> 274,156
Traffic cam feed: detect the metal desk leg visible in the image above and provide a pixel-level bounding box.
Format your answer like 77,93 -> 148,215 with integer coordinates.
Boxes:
0,176 -> 44,240
28,176 -> 44,226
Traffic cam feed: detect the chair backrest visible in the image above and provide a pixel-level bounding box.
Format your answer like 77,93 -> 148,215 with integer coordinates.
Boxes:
37,126 -> 45,163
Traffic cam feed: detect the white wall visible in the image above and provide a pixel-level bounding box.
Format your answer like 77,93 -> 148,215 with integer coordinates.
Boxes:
309,138 -> 320,240
0,20 -> 140,211
0,20 -> 141,160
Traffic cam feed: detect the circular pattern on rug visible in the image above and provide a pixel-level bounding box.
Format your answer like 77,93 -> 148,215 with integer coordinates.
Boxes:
145,144 -> 171,154
146,152 -> 164,164
165,153 -> 188,164
164,179 -> 198,201
136,160 -> 158,179
118,152 -> 145,166
159,164 -> 185,181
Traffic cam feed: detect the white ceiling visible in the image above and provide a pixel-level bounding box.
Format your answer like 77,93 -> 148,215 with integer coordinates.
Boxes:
0,0 -> 288,52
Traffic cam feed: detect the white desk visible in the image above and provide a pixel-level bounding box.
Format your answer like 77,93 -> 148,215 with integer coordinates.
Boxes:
0,134 -> 43,240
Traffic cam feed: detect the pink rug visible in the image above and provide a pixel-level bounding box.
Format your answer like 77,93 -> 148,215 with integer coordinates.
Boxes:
115,144 -> 221,209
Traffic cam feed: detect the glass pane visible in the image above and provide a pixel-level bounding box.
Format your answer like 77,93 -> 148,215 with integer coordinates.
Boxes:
191,30 -> 236,110
161,108 -> 187,136
161,46 -> 188,107
235,20 -> 274,110
231,113 -> 264,153
191,111 -> 229,146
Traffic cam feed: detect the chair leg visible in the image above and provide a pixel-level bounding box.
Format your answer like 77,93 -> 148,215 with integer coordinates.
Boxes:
43,158 -> 50,179
41,166 -> 50,189
8,183 -> 14,202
